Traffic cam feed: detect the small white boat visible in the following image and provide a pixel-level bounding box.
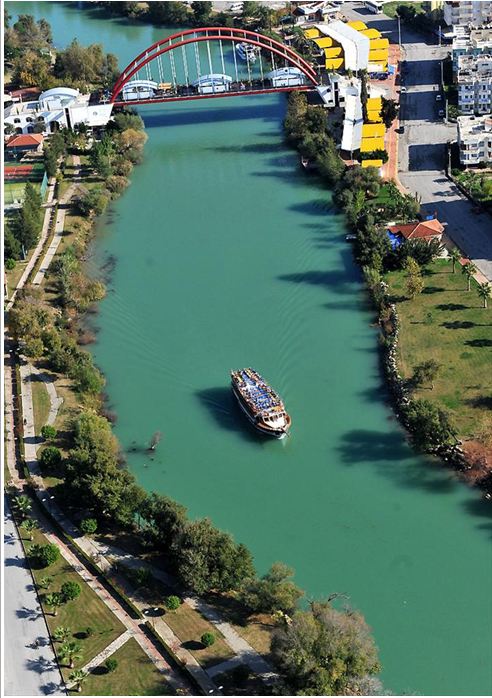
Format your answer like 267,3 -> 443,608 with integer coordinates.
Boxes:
236,42 -> 259,63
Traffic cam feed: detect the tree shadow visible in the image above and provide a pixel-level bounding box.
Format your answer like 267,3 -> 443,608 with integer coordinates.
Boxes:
465,339 -> 492,348
277,270 -> 359,296
441,321 -> 476,330
465,396 -> 492,409
16,606 -> 42,621
422,286 -> 445,294
25,656 -> 58,675
436,303 -> 469,311
181,639 -> 203,651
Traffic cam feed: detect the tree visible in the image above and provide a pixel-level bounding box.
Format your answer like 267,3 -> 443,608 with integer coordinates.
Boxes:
45,592 -> 65,616
240,562 -> 303,614
242,1 -> 260,18
39,446 -> 62,471
272,601 -> 381,696
404,399 -> 457,451
191,1 -> 212,24
164,595 -> 181,611
39,575 -> 54,590
147,1 -> 189,24
61,581 -> 81,602
38,543 -> 61,568
14,494 -> 32,519
449,247 -> 461,273
53,626 -> 72,643
21,518 -> 38,541
77,188 -> 110,216
59,641 -> 82,668
4,225 -> 22,261
80,518 -> 98,535
461,262 -> 477,291
138,493 -> 187,551
69,669 -> 88,693
405,257 -> 424,299
201,632 -> 215,647
412,360 -> 441,390
360,69 -> 369,122
41,425 -> 57,440
477,282 -> 491,309
105,658 -> 118,673
381,97 -> 398,128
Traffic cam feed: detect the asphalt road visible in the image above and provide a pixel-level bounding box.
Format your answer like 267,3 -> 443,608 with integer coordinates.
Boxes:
342,3 -> 492,281
4,496 -> 64,696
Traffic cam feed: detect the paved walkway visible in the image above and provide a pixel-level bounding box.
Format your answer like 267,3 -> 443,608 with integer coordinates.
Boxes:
33,155 -> 82,287
65,631 -> 131,688
6,178 -> 56,310
4,495 -> 65,697
30,365 -> 63,428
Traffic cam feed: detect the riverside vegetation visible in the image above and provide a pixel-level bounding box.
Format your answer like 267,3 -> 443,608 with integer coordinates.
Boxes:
5,13 -> 384,696
284,91 -> 492,493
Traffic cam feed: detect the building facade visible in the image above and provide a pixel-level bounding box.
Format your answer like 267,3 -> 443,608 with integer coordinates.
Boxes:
457,53 -> 492,114
443,1 -> 492,28
452,27 -> 492,71
457,114 -> 492,165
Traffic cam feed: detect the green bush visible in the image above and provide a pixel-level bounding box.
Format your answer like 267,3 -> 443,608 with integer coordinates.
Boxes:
41,424 -> 57,440
61,581 -> 81,601
35,543 -> 61,568
80,518 -> 98,535
201,632 -> 215,647
6,258 -> 16,270
164,595 -> 181,611
39,446 -> 62,470
105,658 -> 118,673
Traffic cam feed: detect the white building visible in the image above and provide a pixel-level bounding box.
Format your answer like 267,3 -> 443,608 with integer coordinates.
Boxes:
457,53 -> 492,114
292,1 -> 338,25
4,87 -> 113,135
443,1 -> 492,28
314,20 -> 370,71
452,26 -> 492,71
457,114 -> 492,164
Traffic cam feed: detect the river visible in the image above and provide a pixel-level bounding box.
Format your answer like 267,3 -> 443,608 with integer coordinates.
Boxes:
7,3 -> 492,695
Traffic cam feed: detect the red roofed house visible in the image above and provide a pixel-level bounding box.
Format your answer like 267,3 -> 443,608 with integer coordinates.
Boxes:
387,218 -> 444,245
5,133 -> 44,155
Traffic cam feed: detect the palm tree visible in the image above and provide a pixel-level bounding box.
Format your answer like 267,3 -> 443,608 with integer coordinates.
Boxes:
14,494 -> 32,519
449,247 -> 461,273
39,575 -> 54,590
44,592 -> 64,616
59,641 -> 82,668
462,262 -> 477,291
21,517 -> 38,541
53,626 -> 71,643
69,669 -> 87,693
477,282 -> 491,308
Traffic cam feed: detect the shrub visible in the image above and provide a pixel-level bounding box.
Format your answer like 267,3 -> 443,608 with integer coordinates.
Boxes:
41,425 -> 57,440
164,595 -> 181,611
37,543 -> 60,568
6,258 -> 16,270
85,626 -> 93,638
39,446 -> 62,471
61,581 -> 81,601
105,658 -> 118,673
201,632 -> 215,647
80,518 -> 98,535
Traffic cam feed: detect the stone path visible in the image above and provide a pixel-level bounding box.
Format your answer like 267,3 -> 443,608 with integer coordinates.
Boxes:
65,630 -> 131,688
33,155 -> 82,287
29,364 -> 63,429
6,177 -> 56,310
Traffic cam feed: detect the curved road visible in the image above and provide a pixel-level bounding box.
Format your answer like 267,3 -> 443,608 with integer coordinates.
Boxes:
3,496 -> 64,696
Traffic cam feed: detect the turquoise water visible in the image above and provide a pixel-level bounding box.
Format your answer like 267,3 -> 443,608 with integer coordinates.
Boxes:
7,3 -> 492,695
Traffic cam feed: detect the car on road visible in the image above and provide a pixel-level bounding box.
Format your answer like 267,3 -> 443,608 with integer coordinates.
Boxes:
400,86 -> 407,92
438,109 -> 445,117
436,94 -> 442,101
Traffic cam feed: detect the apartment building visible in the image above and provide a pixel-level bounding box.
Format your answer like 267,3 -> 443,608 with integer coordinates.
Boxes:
457,53 -> 492,114
457,114 -> 492,165
443,1 -> 492,28
452,26 -> 492,71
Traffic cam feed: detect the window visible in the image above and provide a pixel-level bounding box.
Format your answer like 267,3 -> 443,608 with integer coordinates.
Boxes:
26,117 -> 33,123
14,118 -> 21,123
37,116 -> 45,122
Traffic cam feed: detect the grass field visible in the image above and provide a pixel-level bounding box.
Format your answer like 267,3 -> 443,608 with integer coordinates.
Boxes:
31,378 -> 51,436
386,258 -> 492,439
20,526 -> 126,682
80,638 -> 173,696
4,161 -> 46,204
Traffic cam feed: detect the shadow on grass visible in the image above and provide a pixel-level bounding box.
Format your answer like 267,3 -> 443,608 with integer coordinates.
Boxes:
181,639 -> 204,651
465,396 -> 492,409
441,321 -> 477,330
435,303 -> 469,311
465,338 -> 492,348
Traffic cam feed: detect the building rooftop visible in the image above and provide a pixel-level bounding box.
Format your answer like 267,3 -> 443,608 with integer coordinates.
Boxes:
457,53 -> 492,82
387,219 -> 444,240
457,114 -> 492,137
6,133 -> 44,148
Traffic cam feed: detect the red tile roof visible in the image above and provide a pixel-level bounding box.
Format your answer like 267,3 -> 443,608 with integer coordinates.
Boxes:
6,133 -> 44,148
387,219 -> 444,240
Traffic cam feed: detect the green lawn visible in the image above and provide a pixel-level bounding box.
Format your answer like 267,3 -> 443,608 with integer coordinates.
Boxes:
20,526 -> 126,682
31,378 -> 51,436
80,638 -> 173,696
386,259 -> 492,439
454,170 -> 492,205
383,1 -> 423,18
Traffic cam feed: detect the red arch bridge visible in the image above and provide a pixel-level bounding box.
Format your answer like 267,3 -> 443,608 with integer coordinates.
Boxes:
110,27 -> 320,106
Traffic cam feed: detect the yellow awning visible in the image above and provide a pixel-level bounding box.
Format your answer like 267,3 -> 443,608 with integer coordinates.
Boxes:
304,27 -> 321,39
325,58 -> 344,70
367,97 -> 383,110
361,28 -> 382,39
315,36 -> 335,48
360,137 -> 385,152
347,20 -> 367,31
362,123 -> 386,137
369,49 -> 390,62
324,46 -> 343,59
367,112 -> 383,123
369,37 -> 389,49
362,159 -> 383,168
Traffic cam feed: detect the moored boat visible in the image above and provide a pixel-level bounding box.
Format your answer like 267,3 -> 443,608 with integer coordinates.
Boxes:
230,368 -> 291,438
235,42 -> 259,63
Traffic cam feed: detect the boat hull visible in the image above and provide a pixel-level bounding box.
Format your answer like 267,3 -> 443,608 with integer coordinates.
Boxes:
231,382 -> 290,438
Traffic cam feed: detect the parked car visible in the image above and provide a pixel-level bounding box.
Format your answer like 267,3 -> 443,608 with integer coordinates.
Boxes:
438,109 -> 445,117
436,94 -> 442,101
400,86 -> 407,93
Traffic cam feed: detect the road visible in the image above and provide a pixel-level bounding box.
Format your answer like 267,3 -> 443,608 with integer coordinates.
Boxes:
3,496 -> 64,697
343,3 -> 492,281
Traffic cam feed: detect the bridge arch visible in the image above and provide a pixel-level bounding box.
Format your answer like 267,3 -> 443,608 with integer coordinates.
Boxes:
111,27 -> 318,103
